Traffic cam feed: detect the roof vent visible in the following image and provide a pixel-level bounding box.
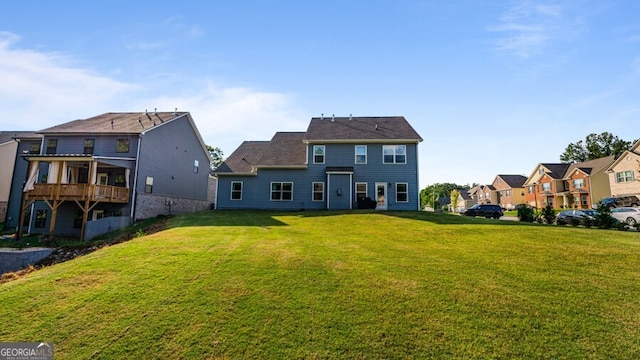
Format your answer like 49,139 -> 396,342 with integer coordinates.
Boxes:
173,107 -> 177,115
349,114 -> 352,120
321,113 -> 324,120
154,108 -> 157,115
331,114 -> 335,122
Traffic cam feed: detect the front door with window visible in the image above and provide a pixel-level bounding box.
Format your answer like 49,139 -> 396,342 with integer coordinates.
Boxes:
376,182 -> 387,210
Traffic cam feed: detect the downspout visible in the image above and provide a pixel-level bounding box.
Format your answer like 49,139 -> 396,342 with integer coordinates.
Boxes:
213,176 -> 219,210
415,141 -> 421,210
130,135 -> 143,222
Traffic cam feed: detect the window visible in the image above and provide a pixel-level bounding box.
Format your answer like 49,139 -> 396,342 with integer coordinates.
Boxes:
84,139 -> 95,154
355,182 -> 368,199
193,160 -> 199,173
115,174 -> 126,187
46,139 -> 57,154
145,176 -> 153,193
581,195 -> 588,205
355,145 -> 367,164
616,170 -> 634,183
538,168 -> 544,175
35,210 -> 47,228
313,145 -> 325,164
396,183 -> 408,202
312,182 -> 324,201
271,182 -> 293,201
29,143 -> 41,154
542,183 -> 551,192
506,190 -> 511,197
573,178 -> 585,189
383,145 -> 406,164
528,186 -> 533,194
231,181 -> 243,200
116,139 -> 130,153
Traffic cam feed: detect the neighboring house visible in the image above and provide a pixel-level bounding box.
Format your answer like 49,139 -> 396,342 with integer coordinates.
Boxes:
468,185 -> 481,204
0,131 -> 41,224
606,140 -> 640,197
450,189 -> 475,213
523,163 -> 571,208
491,174 -> 527,210
214,116 -> 423,210
477,184 -> 497,205
523,157 -> 614,209
563,155 -> 614,208
11,111 -> 211,240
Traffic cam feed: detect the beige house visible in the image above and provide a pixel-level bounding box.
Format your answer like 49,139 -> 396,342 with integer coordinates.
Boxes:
606,140 -> 640,197
491,174 -> 527,210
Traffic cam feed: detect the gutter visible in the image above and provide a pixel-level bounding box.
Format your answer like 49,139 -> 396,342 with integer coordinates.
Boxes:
130,134 -> 143,222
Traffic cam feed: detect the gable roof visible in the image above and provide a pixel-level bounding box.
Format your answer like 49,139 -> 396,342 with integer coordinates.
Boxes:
305,116 -> 423,143
215,141 -> 270,174
39,111 -> 189,134
496,174 -> 527,188
0,131 -> 41,145
565,155 -> 615,178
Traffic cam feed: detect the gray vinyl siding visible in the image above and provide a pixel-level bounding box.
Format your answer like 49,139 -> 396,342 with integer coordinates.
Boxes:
45,135 -> 139,157
135,116 -> 209,200
216,142 -> 420,211
4,139 -> 40,229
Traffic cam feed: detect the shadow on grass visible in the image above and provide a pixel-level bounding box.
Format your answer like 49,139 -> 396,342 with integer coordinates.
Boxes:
167,209 -> 544,229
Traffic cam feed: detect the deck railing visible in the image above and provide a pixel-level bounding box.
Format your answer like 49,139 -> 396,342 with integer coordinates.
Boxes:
28,183 -> 130,203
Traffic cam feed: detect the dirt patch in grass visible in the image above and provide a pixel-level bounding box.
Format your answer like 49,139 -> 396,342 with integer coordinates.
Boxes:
1,217 -> 170,284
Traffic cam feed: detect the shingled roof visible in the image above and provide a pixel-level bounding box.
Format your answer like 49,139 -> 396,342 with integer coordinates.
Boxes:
565,155 -> 615,177
540,163 -> 571,179
497,174 -> 527,188
305,116 -> 423,142
39,111 -> 189,134
0,131 -> 41,144
215,132 -> 307,174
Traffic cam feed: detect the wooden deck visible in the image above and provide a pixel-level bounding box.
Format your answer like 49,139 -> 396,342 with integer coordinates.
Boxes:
27,183 -> 130,203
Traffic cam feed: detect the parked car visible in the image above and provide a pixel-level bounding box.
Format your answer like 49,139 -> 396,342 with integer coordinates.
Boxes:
611,207 -> 640,225
556,209 -> 597,225
600,195 -> 640,208
462,204 -> 503,219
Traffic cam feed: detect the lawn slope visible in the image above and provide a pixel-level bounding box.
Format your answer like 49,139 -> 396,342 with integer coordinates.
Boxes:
1,211 -> 640,359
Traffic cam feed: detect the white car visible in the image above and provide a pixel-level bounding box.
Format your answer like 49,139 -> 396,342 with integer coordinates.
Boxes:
611,207 -> 640,225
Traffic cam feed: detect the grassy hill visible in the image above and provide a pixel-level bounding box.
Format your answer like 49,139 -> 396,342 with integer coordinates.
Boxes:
1,211 -> 640,359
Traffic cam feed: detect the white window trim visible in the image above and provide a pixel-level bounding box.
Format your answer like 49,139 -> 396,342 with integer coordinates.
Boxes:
313,145 -> 325,164
396,182 -> 409,203
382,145 -> 407,164
355,182 -> 368,199
231,181 -> 243,201
312,182 -> 325,202
270,181 -> 294,201
355,145 -> 367,164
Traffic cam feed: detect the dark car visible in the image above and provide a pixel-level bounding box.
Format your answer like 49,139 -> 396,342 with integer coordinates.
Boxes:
600,195 -> 640,208
556,209 -> 597,225
462,204 -> 503,219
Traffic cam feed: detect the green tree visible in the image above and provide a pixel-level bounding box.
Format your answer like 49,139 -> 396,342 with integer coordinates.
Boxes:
560,132 -> 634,163
206,145 -> 224,171
420,183 -> 469,209
450,189 -> 460,212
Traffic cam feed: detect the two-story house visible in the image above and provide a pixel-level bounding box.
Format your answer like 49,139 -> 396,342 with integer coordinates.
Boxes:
606,140 -> 640,197
523,163 -> 571,208
491,174 -> 527,210
214,116 -> 423,210
524,157 -> 614,209
0,131 -> 41,224
12,111 -> 212,240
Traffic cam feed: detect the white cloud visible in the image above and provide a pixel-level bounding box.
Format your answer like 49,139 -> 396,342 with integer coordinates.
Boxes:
0,32 -> 307,158
0,32 -> 137,129
147,85 -> 308,155
488,1 -> 567,59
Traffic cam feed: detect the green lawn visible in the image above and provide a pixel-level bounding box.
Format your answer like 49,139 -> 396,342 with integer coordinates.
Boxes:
1,211 -> 640,359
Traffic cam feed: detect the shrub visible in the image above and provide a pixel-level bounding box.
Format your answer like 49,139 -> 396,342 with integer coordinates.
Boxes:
594,205 -> 618,229
517,206 -> 535,222
541,204 -> 556,224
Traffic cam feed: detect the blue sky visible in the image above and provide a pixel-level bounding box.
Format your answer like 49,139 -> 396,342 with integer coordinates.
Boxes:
1,1 -> 639,188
